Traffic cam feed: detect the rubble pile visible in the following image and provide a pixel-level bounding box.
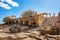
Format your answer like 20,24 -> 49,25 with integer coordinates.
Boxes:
0,28 -> 59,40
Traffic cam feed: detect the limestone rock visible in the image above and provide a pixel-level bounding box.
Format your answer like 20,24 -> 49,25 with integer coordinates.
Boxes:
15,32 -> 29,39
23,37 -> 36,40
20,26 -> 29,31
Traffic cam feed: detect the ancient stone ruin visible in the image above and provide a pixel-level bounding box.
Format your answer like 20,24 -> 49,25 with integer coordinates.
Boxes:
0,10 -> 60,40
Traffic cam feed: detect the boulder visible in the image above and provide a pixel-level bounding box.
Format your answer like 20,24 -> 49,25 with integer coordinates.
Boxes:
20,26 -> 29,31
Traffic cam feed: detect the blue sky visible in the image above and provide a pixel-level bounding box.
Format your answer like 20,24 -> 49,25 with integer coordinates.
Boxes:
0,0 -> 60,24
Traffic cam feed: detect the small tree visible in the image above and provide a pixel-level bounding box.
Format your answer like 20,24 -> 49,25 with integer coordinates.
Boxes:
22,10 -> 37,17
3,16 -> 10,24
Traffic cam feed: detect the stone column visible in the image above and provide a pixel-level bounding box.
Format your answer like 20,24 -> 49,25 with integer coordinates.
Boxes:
14,19 -> 16,24
46,14 -> 47,18
53,13 -> 55,17
49,13 -> 51,17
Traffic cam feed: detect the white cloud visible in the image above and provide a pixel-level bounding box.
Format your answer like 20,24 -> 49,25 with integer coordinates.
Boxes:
0,2 -> 12,9
0,0 -> 19,9
1,0 -> 19,7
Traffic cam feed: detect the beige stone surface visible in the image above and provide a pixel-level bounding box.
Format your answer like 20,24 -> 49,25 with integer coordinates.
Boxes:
0,25 -> 60,40
15,32 -> 29,38
23,37 -> 36,40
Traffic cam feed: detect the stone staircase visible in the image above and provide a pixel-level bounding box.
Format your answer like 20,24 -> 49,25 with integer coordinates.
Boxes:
43,17 -> 58,26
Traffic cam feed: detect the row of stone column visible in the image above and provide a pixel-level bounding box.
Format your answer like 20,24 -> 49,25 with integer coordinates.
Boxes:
44,13 -> 56,18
